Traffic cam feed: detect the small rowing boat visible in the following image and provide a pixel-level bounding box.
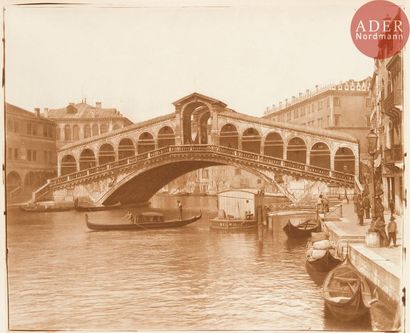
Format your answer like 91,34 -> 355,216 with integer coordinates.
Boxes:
283,219 -> 321,238
323,258 -> 377,321
85,211 -> 202,231
306,239 -> 342,272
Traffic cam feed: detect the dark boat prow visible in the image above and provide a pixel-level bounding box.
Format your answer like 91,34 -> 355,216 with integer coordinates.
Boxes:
85,211 -> 202,231
283,218 -> 321,238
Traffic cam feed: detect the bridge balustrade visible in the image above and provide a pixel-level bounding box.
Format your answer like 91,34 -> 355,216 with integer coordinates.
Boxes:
307,165 -> 331,176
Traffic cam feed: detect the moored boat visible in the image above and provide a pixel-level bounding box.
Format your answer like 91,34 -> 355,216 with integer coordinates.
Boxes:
323,258 -> 377,321
283,219 -> 321,238
210,217 -> 257,230
85,211 -> 202,231
20,202 -> 73,213
306,239 -> 342,272
75,201 -> 150,212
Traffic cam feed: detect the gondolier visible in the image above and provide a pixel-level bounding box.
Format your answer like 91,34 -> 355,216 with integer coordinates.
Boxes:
178,200 -> 183,220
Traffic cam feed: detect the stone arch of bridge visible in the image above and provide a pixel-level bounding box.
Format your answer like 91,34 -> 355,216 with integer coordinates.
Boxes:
99,159 -> 283,206
219,123 -> 239,149
287,136 -> 307,164
137,131 -> 156,154
242,127 -> 261,153
61,154 -> 77,175
334,146 -> 355,174
157,126 -> 176,148
263,131 -> 284,159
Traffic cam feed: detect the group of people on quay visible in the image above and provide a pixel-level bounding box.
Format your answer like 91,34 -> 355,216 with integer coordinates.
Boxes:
353,192 -> 398,248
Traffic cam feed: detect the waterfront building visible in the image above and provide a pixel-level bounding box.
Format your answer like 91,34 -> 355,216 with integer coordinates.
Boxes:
5,103 -> 58,201
367,53 -> 404,215
43,100 -> 133,148
262,78 -> 372,158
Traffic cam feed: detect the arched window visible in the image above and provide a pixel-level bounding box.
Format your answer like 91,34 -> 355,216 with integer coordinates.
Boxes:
158,126 -> 176,148
242,128 -> 261,153
92,124 -> 99,136
335,147 -> 355,174
64,125 -> 71,141
98,144 -> 115,165
79,149 -> 97,170
264,132 -> 283,158
84,125 -> 91,138
287,137 -> 307,164
100,123 -> 108,134
310,142 -> 330,169
61,155 -> 77,175
73,125 -> 80,141
137,132 -> 155,154
219,124 -> 239,149
118,138 -> 135,159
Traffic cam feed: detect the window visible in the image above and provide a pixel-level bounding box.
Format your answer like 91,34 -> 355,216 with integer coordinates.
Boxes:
8,148 -> 12,159
33,150 -> 37,161
257,179 -> 262,184
334,97 -> 341,106
366,115 -> 371,127
44,151 -> 48,163
318,101 -> 323,110
27,150 -> 32,161
327,115 -> 330,127
287,112 -> 291,121
301,107 -> 306,117
14,121 -> 19,133
27,123 -> 32,135
334,114 -> 341,127
202,169 -> 209,179
317,118 -> 323,128
14,148 -> 19,160
7,119 -> 13,131
327,97 -> 330,107
32,124 -> 37,136
294,109 -> 299,119
311,103 -> 315,112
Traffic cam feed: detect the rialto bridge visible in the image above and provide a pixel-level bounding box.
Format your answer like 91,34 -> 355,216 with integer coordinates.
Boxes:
33,93 -> 360,205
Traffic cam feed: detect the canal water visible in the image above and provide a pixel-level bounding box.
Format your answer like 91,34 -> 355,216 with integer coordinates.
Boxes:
6,195 -> 394,331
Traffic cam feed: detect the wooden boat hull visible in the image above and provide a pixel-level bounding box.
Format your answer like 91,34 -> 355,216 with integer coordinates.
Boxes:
306,250 -> 342,272
210,218 -> 257,230
283,219 -> 321,238
20,206 -> 73,213
323,259 -> 374,321
85,213 -> 202,231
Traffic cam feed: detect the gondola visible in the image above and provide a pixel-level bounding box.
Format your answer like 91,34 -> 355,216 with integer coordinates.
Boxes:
323,258 -> 377,321
283,219 -> 321,238
306,248 -> 342,272
85,211 -> 202,231
20,203 -> 73,213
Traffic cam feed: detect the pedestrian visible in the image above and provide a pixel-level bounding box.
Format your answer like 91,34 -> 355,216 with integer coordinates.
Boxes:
374,216 -> 389,247
317,194 -> 323,213
357,196 -> 364,226
362,194 -> 371,219
387,216 -> 398,248
353,192 -> 358,213
178,200 -> 183,220
322,194 -> 330,213
124,210 -> 134,223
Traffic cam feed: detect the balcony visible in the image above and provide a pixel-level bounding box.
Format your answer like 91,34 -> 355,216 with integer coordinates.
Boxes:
384,144 -> 403,164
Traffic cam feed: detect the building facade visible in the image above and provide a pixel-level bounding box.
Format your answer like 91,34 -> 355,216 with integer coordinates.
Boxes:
367,53 -> 404,215
263,78 -> 372,158
43,100 -> 133,148
6,104 -> 58,201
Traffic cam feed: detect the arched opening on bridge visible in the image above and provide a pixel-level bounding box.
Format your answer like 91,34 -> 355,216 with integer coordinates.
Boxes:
92,124 -> 99,136
113,123 -> 121,131
182,103 -> 211,144
64,125 -> 71,141
264,132 -> 283,158
61,155 -> 77,175
118,138 -> 135,160
6,171 -> 22,191
310,142 -> 331,169
73,125 -> 80,141
335,147 -> 355,174
287,137 -> 307,164
137,132 -> 155,154
80,149 -> 97,170
84,125 -> 91,138
158,126 -> 176,148
242,128 -> 261,153
219,124 -> 239,149
98,144 -> 116,165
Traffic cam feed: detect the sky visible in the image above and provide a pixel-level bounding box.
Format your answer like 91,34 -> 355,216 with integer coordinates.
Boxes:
5,0 -> 380,123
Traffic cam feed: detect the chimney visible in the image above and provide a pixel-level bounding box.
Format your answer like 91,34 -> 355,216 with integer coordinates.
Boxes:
34,108 -> 40,118
44,107 -> 49,117
279,101 -> 283,108
292,96 -> 296,102
285,98 -> 288,106
272,104 -> 276,108
96,101 -> 102,108
306,89 -> 310,94
315,85 -> 319,91
298,92 -> 302,98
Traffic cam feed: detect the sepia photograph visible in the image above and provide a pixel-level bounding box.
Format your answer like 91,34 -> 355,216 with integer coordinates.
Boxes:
1,0 -> 408,331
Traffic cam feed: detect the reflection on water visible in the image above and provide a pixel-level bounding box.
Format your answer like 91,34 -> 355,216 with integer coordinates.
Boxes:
6,195 -> 392,331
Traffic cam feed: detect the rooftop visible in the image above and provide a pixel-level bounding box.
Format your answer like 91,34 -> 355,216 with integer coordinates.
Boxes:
263,78 -> 371,116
